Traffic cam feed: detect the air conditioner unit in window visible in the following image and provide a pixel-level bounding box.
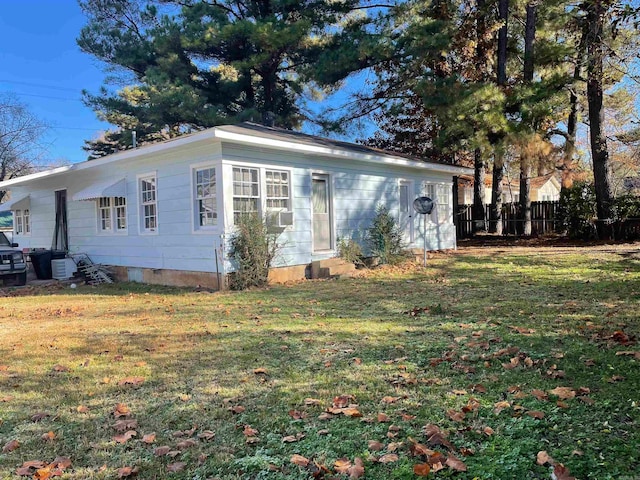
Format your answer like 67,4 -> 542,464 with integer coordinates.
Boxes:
277,210 -> 294,227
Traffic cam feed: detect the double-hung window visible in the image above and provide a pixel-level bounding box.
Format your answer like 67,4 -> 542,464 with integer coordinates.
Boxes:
98,197 -> 127,233
232,167 -> 259,222
194,166 -> 217,229
422,182 -> 451,224
139,175 -> 157,233
15,209 -> 30,235
265,170 -> 290,211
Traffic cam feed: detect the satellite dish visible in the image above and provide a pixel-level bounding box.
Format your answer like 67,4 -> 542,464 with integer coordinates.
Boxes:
413,196 -> 435,215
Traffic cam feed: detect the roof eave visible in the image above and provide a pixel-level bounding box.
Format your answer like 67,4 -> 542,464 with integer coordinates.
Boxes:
214,129 -> 473,176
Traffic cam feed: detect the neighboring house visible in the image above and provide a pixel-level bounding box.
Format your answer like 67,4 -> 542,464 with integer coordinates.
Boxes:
0,123 -> 471,288
457,173 -> 561,205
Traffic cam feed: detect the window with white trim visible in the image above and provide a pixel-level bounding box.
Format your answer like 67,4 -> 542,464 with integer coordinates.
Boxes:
265,170 -> 290,211
98,197 -> 127,233
422,183 -> 451,224
15,209 -> 30,235
194,166 -> 217,228
139,175 -> 157,232
232,167 -> 259,222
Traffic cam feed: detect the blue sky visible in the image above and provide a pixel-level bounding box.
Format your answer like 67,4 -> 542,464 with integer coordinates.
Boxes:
0,0 -> 110,164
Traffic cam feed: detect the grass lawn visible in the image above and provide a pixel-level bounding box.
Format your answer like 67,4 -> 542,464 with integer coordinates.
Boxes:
1,244 -> 639,479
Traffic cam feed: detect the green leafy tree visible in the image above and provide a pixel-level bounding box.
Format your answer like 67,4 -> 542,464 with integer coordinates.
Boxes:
78,0 -> 367,157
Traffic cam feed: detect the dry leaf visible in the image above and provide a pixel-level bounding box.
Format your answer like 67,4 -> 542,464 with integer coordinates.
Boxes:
113,430 -> 137,444
142,433 -> 156,444
41,431 -> 56,442
382,396 -> 400,404
243,425 -> 258,436
117,466 -> 139,478
531,389 -> 549,401
31,412 -> 50,422
526,410 -> 545,419
334,458 -> 352,473
2,440 -> 19,453
304,398 -> 322,406
342,407 -> 362,417
536,450 -> 555,465
154,446 -> 172,456
118,377 -> 144,386
378,453 -> 399,463
253,368 -> 268,375
76,405 -> 89,413
348,457 -> 365,479
549,387 -> 576,400
368,440 -> 384,451
377,413 -> 390,423
447,409 -> 465,422
483,426 -> 494,436
167,462 -> 186,473
333,395 -> 356,408
197,430 -> 215,440
552,464 -> 576,480
228,405 -> 245,414
291,454 -> 309,467
176,439 -> 197,450
113,404 -> 131,418
445,454 -> 467,472
289,409 -> 308,420
112,419 -> 138,431
414,463 -> 431,476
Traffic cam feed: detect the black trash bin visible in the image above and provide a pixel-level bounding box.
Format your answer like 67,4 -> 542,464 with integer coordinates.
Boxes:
29,250 -> 53,280
52,250 -> 67,260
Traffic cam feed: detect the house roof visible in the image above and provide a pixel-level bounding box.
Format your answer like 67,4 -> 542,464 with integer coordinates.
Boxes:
458,173 -> 560,191
0,123 -> 472,189
0,211 -> 12,230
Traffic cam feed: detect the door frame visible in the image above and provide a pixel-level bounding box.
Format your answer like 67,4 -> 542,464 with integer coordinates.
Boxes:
311,172 -> 334,252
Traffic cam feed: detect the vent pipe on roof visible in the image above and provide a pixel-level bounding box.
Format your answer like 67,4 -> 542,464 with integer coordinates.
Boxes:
262,111 -> 275,127
132,131 -> 137,148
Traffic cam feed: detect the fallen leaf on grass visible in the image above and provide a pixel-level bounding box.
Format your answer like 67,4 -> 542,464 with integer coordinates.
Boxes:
113,430 -> 137,444
445,454 -> 467,472
526,411 -> 545,419
332,395 -> 356,408
76,405 -> 89,413
141,433 -> 156,444
154,446 -> 172,456
41,431 -> 56,442
414,463 -> 431,476
368,440 -> 384,451
176,439 -> 197,449
118,377 -> 144,386
112,419 -> 138,431
243,425 -> 258,436
113,404 -> 131,418
167,462 -> 186,473
536,450 -> 555,465
52,365 -> 70,373
378,453 -> 399,463
228,405 -> 245,414
447,409 -> 465,422
377,413 -> 390,423
117,466 -> 139,478
552,464 -> 576,480
549,387 -> 575,400
382,396 -> 400,404
253,368 -> 268,375
2,440 -> 19,452
197,430 -> 215,440
348,457 -> 365,479
31,412 -> 50,422
288,409 -> 308,420
334,458 -> 351,473
291,454 -> 309,467
531,389 -> 549,401
608,375 -> 625,383
304,398 -> 322,406
494,401 -> 511,414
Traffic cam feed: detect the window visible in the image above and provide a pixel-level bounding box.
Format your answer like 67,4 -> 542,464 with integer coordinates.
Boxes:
232,167 -> 259,222
265,170 -> 290,210
194,167 -> 217,228
422,183 -> 450,224
139,175 -> 157,233
98,197 -> 127,233
14,209 -> 30,235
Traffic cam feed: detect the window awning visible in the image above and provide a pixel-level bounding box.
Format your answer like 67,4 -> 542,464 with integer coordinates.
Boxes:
72,178 -> 127,201
0,195 -> 30,212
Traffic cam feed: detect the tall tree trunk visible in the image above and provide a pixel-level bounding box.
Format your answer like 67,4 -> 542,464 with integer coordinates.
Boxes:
497,0 -> 508,86
490,0 -> 508,233
473,0 -> 489,232
586,0 -> 614,227
561,64 -> 580,191
473,149 -> 487,232
490,152 -> 504,234
520,1 -> 537,236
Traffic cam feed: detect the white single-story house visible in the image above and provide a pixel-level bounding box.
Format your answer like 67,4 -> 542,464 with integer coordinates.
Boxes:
0,123 -> 472,288
457,173 -> 561,205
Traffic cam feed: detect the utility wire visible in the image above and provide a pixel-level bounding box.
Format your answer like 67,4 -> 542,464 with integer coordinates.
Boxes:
0,78 -> 81,93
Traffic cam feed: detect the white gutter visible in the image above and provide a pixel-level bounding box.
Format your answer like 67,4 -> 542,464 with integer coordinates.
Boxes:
214,129 -> 473,175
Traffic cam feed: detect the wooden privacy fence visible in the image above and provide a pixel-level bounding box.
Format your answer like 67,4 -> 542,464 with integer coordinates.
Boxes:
456,201 -> 560,239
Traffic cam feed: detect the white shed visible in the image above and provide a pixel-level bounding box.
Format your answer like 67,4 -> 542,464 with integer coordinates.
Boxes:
0,123 -> 471,288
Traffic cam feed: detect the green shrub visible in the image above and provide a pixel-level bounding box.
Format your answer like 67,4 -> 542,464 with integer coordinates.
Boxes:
558,182 -> 597,239
337,236 -> 364,266
366,204 -> 407,265
228,213 -> 280,290
613,194 -> 640,219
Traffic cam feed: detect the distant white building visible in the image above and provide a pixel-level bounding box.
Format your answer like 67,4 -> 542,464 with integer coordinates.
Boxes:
457,173 -> 561,205
0,123 -> 471,288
